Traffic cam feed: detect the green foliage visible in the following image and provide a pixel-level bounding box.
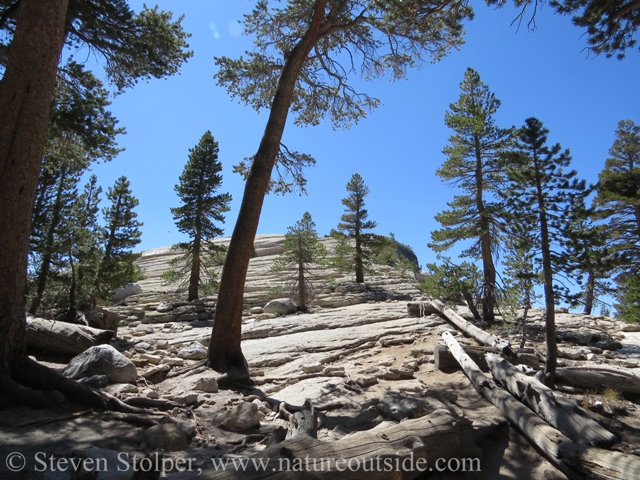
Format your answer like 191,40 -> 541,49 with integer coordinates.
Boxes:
371,233 -> 420,276
272,212 -> 326,309
419,257 -> 482,318
615,275 -> 640,323
331,174 -> 378,283
59,1 -> 192,92
502,117 -> 593,305
161,243 -> 227,297
214,0 -> 472,196
594,119 -> 640,278
430,67 -> 513,320
166,131 -> 231,300
95,176 -> 143,298
233,147 -> 316,195
550,0 -> 640,59
429,68 -> 513,256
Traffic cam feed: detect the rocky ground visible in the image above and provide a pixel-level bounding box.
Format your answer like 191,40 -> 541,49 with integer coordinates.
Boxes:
2,234 -> 640,480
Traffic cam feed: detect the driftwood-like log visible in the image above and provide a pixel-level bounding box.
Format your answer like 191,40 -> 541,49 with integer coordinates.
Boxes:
286,399 -> 317,440
26,315 -> 115,355
442,331 -> 640,480
434,342 -> 499,371
171,409 -> 480,480
406,301 -> 440,317
430,300 -> 514,356
485,353 -> 615,446
556,366 -> 640,395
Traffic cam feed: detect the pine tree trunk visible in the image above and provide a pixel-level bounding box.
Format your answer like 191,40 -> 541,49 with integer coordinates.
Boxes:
462,291 -> 481,320
189,231 -> 201,301
0,0 -> 69,393
209,0 -> 327,378
474,136 -> 496,322
536,170 -> 557,386
354,228 -> 364,283
583,270 -> 595,315
29,165 -> 68,315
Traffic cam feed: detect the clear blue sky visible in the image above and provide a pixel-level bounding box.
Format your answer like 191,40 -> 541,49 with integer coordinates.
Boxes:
83,1 -> 639,283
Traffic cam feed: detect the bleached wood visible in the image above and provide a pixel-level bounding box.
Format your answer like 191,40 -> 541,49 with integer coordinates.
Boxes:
25,316 -> 114,355
429,300 -> 514,356
485,353 -> 615,446
442,331 -> 640,480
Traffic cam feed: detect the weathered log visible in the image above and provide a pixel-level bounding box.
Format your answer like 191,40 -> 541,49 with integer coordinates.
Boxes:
170,409 -> 480,480
285,398 -> 317,440
442,331 -> 640,480
434,342 -> 499,371
485,353 -> 615,446
555,366 -> 640,395
429,300 -> 514,356
406,301 -> 439,317
26,315 -> 115,355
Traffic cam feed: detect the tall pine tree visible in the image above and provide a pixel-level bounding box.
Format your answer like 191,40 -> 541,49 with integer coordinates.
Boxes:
272,212 -> 326,310
334,174 -> 377,283
163,131 -> 231,300
429,68 -> 513,322
94,176 -> 143,299
503,117 -> 591,385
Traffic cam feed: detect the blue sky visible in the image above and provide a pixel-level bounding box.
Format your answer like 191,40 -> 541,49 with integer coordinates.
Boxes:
82,1 -> 639,289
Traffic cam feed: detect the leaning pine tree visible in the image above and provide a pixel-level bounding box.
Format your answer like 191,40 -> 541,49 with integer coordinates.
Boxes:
503,117 -> 591,386
272,212 -> 326,311
429,67 -> 513,322
162,131 -> 231,301
334,173 -> 378,283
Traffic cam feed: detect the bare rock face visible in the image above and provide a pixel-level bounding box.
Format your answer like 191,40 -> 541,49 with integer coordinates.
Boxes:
113,283 -> 143,301
63,344 -> 138,384
143,423 -> 188,451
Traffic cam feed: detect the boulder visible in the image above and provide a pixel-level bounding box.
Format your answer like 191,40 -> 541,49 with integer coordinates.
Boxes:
193,376 -> 218,393
263,298 -> 297,315
143,423 -> 188,451
113,283 -> 143,301
216,402 -> 261,432
178,342 -> 208,360
63,345 -> 138,384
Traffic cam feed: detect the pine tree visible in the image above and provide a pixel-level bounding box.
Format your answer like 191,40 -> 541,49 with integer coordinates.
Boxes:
334,174 -> 377,283
429,68 -> 514,322
594,119 -> 640,278
94,176 -> 143,299
503,117 -> 592,385
272,212 -> 326,311
162,131 -> 231,300
209,0 -> 472,377
420,257 -> 483,319
28,155 -> 83,315
616,275 -> 640,323
66,175 -> 103,314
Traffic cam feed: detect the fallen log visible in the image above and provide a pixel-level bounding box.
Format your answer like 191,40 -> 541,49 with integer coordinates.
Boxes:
485,353 -> 615,446
170,408 -> 480,480
429,300 -> 514,356
434,342 -> 499,371
406,301 -> 440,317
442,331 -> 640,480
26,315 -> 115,355
556,366 -> 640,395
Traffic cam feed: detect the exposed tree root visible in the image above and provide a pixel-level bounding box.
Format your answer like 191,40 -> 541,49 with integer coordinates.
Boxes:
0,355 -> 148,413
